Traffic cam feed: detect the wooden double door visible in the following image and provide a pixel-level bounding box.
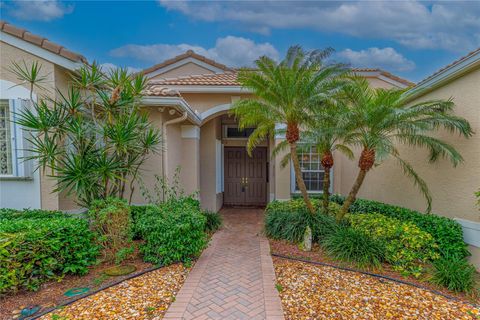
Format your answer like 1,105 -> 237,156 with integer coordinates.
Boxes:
224,147 -> 268,206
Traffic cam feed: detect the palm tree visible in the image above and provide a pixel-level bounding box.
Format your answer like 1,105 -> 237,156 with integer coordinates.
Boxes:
231,46 -> 347,214
302,100 -> 354,213
336,78 -> 473,221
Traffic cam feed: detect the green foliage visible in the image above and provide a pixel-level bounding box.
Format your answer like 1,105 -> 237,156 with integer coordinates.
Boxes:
0,213 -> 98,294
431,255 -> 476,293
331,194 -> 469,259
0,208 -> 68,220
322,226 -> 384,269
349,213 -> 439,276
12,61 -> 161,207
202,211 -> 222,233
136,197 -> 207,265
265,204 -> 338,243
88,198 -> 133,263
266,198 -> 321,214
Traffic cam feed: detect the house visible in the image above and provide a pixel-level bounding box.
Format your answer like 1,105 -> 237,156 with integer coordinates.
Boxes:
1,22 -> 478,264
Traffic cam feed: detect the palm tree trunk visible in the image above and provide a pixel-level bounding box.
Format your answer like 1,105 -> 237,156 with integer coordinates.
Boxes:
322,168 -> 331,213
290,142 -> 315,214
336,148 -> 375,221
336,168 -> 367,222
321,151 -> 334,214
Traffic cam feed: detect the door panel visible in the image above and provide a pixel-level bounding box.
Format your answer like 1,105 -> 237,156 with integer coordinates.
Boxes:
223,147 -> 267,206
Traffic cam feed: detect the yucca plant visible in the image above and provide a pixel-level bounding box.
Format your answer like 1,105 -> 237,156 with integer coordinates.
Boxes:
336,77 -> 473,221
231,46 -> 347,214
11,61 -> 161,207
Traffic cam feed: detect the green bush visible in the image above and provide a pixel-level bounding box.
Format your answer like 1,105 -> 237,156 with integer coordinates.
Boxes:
0,215 -> 98,294
136,198 -> 207,265
431,255 -> 476,292
265,208 -> 338,243
0,208 -> 68,220
349,213 -> 439,276
330,194 -> 469,259
202,211 -> 222,233
266,198 -> 321,214
88,198 -> 133,263
322,226 -> 384,268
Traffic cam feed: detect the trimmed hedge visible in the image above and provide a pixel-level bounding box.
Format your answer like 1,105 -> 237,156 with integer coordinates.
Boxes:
0,208 -> 68,220
330,195 -> 469,259
135,197 -> 207,265
0,215 -> 98,294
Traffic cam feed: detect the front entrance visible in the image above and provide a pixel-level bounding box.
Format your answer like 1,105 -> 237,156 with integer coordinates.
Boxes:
223,147 -> 267,206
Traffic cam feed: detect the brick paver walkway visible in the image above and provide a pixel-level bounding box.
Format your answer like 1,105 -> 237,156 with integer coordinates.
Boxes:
164,208 -> 284,320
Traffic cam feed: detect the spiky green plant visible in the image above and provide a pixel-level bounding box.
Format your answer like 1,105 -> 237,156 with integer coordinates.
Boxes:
336,77 -> 473,221
231,46 -> 347,214
11,61 -> 161,207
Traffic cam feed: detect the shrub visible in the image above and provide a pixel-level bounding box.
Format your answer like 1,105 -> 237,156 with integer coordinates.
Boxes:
349,213 -> 439,276
202,211 -> 222,233
0,208 -> 67,220
136,198 -> 207,265
330,195 -> 469,259
431,255 -> 476,292
266,199 -> 321,214
88,198 -> 133,263
265,209 -> 338,243
322,226 -> 384,269
0,216 -> 98,294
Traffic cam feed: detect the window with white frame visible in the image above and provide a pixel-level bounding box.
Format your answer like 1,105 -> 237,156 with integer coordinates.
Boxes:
0,99 -> 13,175
291,145 -> 326,193
0,98 -> 33,178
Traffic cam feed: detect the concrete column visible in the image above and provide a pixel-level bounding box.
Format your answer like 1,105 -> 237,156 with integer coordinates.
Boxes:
181,125 -> 200,196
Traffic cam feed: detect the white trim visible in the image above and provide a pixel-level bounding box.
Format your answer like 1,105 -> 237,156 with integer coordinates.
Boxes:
454,218 -> 480,248
163,85 -> 249,94
144,57 -> 226,79
141,96 -> 201,125
0,31 -> 83,71
200,103 -> 231,121
181,125 -> 200,139
407,50 -> 480,99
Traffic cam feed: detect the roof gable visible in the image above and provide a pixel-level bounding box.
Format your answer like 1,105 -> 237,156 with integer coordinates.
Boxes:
141,50 -> 233,79
0,21 -> 86,70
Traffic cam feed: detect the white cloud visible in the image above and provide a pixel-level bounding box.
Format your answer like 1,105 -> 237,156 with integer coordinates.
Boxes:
158,0 -> 480,51
337,47 -> 415,72
100,63 -> 140,75
8,0 -> 73,21
110,36 -> 279,67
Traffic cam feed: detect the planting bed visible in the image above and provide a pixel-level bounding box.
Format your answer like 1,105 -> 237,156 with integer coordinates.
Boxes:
273,257 -> 479,320
38,263 -> 189,320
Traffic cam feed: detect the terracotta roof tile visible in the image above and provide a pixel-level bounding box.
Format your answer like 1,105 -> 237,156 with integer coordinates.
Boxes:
415,47 -> 480,87
147,68 -> 413,87
141,50 -> 234,75
0,20 -> 87,63
143,85 -> 181,97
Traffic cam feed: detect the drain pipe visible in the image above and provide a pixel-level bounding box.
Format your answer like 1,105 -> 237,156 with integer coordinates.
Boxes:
162,110 -> 188,188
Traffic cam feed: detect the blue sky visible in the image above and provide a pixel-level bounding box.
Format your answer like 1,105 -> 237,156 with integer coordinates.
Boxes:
1,0 -> 479,82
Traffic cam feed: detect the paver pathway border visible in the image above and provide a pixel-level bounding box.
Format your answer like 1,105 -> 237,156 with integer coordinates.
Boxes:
164,209 -> 284,320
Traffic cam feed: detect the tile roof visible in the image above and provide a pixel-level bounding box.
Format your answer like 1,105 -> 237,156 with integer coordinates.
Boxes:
141,50 -> 234,75
0,21 -> 87,63
148,72 -> 239,86
146,68 -> 414,87
415,47 -> 480,87
143,84 -> 181,97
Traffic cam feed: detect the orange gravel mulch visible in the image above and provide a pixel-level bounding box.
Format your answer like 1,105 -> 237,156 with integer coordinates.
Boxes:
40,263 -> 189,320
273,257 -> 480,320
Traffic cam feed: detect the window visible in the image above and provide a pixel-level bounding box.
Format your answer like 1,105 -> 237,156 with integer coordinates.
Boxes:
223,125 -> 255,139
0,99 -> 13,175
291,145 -> 328,193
